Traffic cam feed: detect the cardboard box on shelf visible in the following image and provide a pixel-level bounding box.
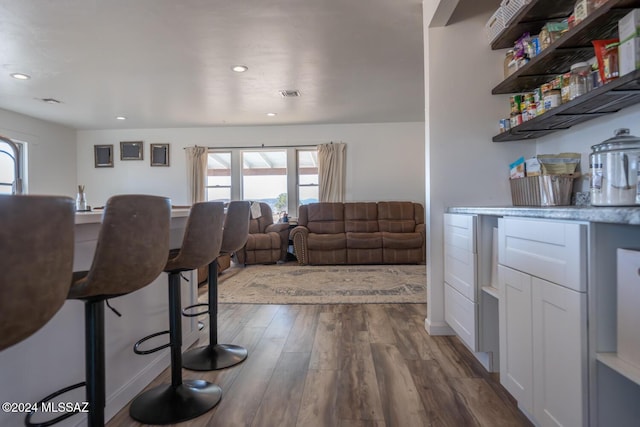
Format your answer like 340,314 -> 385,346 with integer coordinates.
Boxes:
619,37 -> 640,76
619,9 -> 640,42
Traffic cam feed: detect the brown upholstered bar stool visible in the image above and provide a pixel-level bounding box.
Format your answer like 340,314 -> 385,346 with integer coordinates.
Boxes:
182,200 -> 250,371
129,201 -> 225,425
25,195 -> 171,427
0,195 -> 75,352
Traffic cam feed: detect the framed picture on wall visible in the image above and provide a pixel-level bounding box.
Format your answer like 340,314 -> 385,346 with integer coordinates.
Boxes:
120,141 -> 143,160
150,143 -> 170,167
94,145 -> 114,168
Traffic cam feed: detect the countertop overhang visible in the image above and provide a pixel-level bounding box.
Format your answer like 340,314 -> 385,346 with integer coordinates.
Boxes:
447,206 -> 640,226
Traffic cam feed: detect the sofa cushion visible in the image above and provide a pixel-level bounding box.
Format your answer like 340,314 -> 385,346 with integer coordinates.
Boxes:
378,202 -> 417,233
381,232 -> 423,249
346,232 -> 382,249
306,203 -> 345,234
307,233 -> 346,250
344,202 -> 379,232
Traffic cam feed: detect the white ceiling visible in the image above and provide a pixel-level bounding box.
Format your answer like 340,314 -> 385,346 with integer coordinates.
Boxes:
0,0 -> 425,130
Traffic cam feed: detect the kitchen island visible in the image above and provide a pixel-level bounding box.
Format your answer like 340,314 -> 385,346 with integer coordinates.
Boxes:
445,205 -> 640,426
0,208 -> 200,427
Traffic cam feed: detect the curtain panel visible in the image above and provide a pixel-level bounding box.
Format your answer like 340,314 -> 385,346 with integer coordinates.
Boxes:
317,142 -> 346,202
185,146 -> 208,204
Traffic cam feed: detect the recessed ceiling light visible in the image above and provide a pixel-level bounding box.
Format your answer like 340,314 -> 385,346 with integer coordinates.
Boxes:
10,73 -> 31,80
231,65 -> 248,73
41,98 -> 61,104
279,89 -> 301,98
266,112 -> 277,117
116,116 -> 127,120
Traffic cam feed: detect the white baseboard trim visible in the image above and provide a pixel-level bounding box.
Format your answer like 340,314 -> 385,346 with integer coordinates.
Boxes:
424,317 -> 455,336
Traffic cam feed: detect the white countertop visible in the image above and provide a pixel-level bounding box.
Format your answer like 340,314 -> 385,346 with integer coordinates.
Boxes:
75,208 -> 191,224
447,206 -> 640,225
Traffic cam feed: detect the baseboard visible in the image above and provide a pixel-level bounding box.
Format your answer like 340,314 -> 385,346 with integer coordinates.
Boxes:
424,317 -> 455,336
68,329 -> 200,426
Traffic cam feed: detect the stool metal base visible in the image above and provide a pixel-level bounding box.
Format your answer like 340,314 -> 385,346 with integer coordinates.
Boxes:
129,380 -> 222,425
182,344 -> 248,371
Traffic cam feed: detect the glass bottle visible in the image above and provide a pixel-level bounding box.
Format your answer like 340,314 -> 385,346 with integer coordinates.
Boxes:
569,62 -> 590,100
76,185 -> 87,211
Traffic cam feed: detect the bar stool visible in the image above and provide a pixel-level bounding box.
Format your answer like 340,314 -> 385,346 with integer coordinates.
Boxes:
24,195 -> 171,427
0,195 -> 75,352
129,201 -> 225,425
182,200 -> 250,371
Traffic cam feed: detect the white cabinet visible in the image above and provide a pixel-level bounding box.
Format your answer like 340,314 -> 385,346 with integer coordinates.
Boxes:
532,276 -> 588,427
498,264 -> 533,414
498,217 -> 588,427
444,213 -> 478,351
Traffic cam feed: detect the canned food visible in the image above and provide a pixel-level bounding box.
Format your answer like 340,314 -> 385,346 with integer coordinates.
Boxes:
499,118 -> 511,133
510,114 -> 523,128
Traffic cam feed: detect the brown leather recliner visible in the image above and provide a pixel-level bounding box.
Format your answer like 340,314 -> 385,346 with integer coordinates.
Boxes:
235,202 -> 290,264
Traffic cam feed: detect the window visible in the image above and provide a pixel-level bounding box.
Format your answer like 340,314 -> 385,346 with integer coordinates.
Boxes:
242,150 -> 287,217
206,146 -> 317,219
206,151 -> 231,202
297,149 -> 318,205
0,138 -> 26,194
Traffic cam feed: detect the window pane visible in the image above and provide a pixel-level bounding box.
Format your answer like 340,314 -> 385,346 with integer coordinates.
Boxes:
207,151 -> 231,201
242,150 -> 287,217
0,142 -> 16,184
298,149 -> 318,205
299,186 -> 318,205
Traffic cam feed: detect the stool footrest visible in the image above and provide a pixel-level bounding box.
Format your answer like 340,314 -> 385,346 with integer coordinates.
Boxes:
25,382 -> 85,427
182,302 -> 209,318
133,330 -> 170,355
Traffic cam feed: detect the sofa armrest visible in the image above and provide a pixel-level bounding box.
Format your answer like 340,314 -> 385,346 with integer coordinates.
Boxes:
266,223 -> 291,261
415,223 -> 426,262
289,225 -> 309,265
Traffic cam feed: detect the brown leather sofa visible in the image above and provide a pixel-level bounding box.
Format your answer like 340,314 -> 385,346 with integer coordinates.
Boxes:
290,201 -> 425,265
235,202 -> 290,265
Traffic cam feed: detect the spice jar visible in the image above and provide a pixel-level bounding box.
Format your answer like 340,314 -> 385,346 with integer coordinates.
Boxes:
569,62 -> 590,100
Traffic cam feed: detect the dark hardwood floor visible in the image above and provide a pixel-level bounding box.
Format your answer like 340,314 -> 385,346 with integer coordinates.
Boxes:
108,303 -> 532,427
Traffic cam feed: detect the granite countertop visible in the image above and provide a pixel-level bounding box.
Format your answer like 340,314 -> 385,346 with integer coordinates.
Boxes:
447,206 -> 640,226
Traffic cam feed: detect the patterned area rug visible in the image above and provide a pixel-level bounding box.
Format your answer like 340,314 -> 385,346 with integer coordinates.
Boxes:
213,263 -> 427,304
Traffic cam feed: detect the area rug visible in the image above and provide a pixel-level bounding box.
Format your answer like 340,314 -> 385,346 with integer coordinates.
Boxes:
214,263 -> 427,304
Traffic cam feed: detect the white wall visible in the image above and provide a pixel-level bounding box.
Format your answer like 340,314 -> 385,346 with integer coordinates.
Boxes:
76,122 -> 425,208
424,0 -> 534,333
0,108 -> 77,196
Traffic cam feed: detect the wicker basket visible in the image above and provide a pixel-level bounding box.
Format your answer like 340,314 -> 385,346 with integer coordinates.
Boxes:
510,175 -> 577,206
485,6 -> 506,43
501,0 -> 530,25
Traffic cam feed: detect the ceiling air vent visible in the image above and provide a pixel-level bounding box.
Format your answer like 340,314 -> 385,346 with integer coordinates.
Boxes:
279,89 -> 301,98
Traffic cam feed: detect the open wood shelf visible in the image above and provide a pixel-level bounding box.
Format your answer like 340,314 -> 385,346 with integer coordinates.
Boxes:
490,0 -> 640,141
494,69 -> 640,141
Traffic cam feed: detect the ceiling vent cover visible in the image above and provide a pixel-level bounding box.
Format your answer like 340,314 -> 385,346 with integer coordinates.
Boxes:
279,89 -> 301,98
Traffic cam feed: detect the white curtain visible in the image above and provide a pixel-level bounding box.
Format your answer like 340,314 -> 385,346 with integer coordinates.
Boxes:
318,142 -> 346,202
185,146 -> 208,204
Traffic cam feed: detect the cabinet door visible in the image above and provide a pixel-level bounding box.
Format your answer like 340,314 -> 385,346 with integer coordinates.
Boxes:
532,277 -> 587,427
444,214 -> 477,301
499,264 -> 533,415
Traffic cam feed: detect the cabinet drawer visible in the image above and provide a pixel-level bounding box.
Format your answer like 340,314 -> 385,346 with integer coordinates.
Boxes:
445,283 -> 478,351
444,213 -> 477,253
444,213 -> 478,301
498,217 -> 587,292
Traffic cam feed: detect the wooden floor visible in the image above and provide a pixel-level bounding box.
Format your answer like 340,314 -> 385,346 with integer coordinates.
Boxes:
108,303 -> 532,427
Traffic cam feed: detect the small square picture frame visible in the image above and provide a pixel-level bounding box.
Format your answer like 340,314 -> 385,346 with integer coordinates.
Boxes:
150,143 -> 170,167
120,141 -> 144,160
94,144 -> 114,168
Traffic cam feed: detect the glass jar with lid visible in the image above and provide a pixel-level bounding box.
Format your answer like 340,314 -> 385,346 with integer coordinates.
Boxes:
569,62 -> 590,100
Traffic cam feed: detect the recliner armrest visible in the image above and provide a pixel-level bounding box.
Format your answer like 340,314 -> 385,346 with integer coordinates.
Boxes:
265,223 -> 290,233
289,226 -> 309,265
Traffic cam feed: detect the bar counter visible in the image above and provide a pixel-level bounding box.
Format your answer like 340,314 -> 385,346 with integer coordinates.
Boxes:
0,209 -> 198,427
